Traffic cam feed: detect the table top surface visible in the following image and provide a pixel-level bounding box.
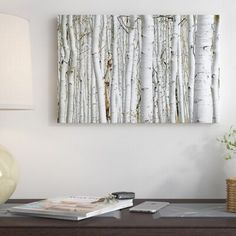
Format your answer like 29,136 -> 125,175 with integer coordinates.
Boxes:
1,199 -> 236,229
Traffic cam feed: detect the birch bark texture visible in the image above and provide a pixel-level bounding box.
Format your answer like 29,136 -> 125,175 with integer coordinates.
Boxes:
58,15 -> 70,123
188,15 -> 195,122
170,15 -> 180,123
92,15 -> 107,123
193,15 -> 214,123
110,15 -> 119,123
140,15 -> 154,123
124,15 -> 136,123
57,14 -> 220,124
211,15 -> 220,123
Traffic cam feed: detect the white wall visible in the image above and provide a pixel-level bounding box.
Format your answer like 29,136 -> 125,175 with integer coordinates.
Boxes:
0,0 -> 235,199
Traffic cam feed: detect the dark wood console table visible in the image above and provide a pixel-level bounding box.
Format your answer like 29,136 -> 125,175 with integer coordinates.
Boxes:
1,199 -> 236,236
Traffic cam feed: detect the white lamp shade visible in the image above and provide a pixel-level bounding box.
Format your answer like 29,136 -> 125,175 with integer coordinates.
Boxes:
0,14 -> 33,109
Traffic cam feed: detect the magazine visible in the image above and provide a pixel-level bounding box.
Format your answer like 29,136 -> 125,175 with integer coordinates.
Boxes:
10,196 -> 133,221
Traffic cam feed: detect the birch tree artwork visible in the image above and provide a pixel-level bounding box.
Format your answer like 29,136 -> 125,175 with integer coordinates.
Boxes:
57,15 -> 220,124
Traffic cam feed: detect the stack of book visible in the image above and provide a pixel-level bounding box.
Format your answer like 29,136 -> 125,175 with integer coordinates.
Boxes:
10,196 -> 133,221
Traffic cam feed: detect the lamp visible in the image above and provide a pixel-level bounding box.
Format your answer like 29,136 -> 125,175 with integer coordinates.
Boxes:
0,14 -> 33,203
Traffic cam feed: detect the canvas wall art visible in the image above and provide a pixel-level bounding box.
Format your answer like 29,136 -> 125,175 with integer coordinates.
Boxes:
57,15 -> 220,124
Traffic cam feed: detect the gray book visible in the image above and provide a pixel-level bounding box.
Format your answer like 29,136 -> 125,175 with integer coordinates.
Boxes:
10,196 -> 133,221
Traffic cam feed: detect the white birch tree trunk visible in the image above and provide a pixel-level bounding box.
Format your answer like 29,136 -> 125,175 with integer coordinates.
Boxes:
137,18 -> 142,122
170,15 -> 180,123
92,15 -> 107,123
165,18 -> 171,121
59,15 -> 70,123
117,23 -> 124,122
79,17 -> 85,123
156,18 -> 165,123
100,16 -> 107,75
211,15 -> 220,123
87,20 -> 92,123
188,15 -> 195,123
160,20 -> 167,122
91,68 -> 97,123
122,24 -> 127,122
177,20 -> 185,123
153,33 -> 159,124
90,16 -> 97,123
140,15 -> 154,123
193,15 -> 214,123
74,16 -> 81,123
124,15 -> 136,123
104,17 -> 112,122
130,27 -> 139,123
67,15 -> 77,123
110,15 -> 119,123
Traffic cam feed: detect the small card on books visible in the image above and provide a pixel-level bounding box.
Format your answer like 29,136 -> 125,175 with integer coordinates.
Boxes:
10,196 -> 133,221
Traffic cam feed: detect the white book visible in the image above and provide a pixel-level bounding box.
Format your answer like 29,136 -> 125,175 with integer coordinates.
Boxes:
10,196 -> 133,221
